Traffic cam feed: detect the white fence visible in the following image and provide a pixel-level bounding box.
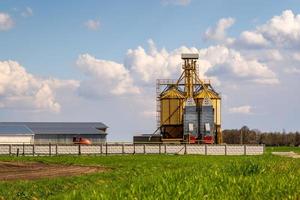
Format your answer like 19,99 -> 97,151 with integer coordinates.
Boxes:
0,144 -> 264,156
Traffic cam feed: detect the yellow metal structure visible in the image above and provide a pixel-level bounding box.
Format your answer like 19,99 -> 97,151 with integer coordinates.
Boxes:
182,57 -> 197,98
194,85 -> 222,144
160,86 -> 185,125
194,89 -> 221,126
160,86 -> 185,138
157,53 -> 222,143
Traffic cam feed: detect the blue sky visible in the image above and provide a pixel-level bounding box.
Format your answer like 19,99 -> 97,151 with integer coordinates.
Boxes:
0,0 -> 300,141
2,0 -> 300,75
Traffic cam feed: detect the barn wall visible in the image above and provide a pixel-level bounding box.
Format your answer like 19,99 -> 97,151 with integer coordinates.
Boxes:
34,134 -> 106,144
0,135 -> 34,144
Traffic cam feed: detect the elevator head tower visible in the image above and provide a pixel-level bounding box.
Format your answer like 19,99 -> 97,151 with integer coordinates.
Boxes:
156,53 -> 222,144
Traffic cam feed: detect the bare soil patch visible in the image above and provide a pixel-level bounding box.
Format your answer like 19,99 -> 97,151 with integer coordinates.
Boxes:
0,161 -> 107,181
272,151 -> 300,158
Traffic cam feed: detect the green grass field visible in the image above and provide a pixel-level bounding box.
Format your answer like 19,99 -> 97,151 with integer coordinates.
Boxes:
0,146 -> 299,200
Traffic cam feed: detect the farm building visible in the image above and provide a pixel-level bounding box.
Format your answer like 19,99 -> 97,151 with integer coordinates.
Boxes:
0,122 -> 108,144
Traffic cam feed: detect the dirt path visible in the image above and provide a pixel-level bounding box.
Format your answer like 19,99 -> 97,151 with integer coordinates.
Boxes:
0,161 -> 107,181
272,151 -> 300,158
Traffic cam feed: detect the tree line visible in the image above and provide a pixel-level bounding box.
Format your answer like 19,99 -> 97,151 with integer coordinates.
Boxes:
222,126 -> 300,146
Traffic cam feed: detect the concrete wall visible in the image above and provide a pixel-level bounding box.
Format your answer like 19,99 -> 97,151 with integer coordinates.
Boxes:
0,144 -> 264,155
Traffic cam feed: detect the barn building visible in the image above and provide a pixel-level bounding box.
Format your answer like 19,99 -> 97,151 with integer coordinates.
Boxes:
0,122 -> 108,144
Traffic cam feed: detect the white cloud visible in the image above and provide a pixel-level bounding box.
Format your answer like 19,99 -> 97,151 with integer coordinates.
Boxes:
0,40 -> 279,116
71,38 -> 279,111
0,12 -> 14,31
240,49 -> 283,63
206,10 -> 300,51
124,40 -> 278,85
229,105 -> 252,114
292,52 -> 300,61
0,60 -> 79,113
84,19 -> 100,31
21,7 -> 33,17
199,46 -> 279,84
235,10 -> 300,48
204,17 -> 235,44
125,40 -> 198,84
161,0 -> 191,6
34,84 -> 60,112
284,67 -> 300,74
259,10 -> 300,47
261,49 -> 283,61
237,31 -> 269,48
204,11 -> 300,78
76,54 -> 140,96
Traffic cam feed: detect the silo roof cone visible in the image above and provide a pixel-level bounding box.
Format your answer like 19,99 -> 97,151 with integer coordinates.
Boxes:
185,97 -> 196,107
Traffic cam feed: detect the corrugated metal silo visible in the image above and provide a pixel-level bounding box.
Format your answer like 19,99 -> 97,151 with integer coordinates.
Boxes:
194,88 -> 221,127
160,86 -> 185,139
199,98 -> 214,136
183,98 -> 198,137
194,86 -> 222,143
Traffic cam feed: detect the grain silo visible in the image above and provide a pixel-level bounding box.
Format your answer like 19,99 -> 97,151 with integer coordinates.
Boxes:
194,82 -> 222,143
134,53 -> 222,144
160,85 -> 185,139
156,53 -> 222,144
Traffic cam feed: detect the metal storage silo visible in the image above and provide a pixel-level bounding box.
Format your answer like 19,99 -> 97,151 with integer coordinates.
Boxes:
194,86 -> 222,143
183,97 -> 198,138
160,86 -> 185,139
199,98 -> 214,142
150,53 -> 222,144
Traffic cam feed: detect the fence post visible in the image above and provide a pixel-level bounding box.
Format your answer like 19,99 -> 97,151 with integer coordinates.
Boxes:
32,144 -> 35,156
9,144 -> 12,156
78,144 -> 81,155
56,144 -> 58,156
22,143 -> 25,156
105,143 -> 108,155
100,143 -> 103,155
49,143 -> 51,156
225,144 -> 227,156
205,144 -> 207,155
17,148 -> 19,157
159,143 -> 161,154
184,143 -> 187,155
244,145 -> 246,155
164,144 -> 167,154
133,143 -> 135,154
122,143 -> 125,154
143,144 -> 146,154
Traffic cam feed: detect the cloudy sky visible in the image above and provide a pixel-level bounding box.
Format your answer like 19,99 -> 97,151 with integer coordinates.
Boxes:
0,0 -> 300,141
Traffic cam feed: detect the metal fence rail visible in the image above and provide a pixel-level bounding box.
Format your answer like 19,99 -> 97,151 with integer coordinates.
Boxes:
0,144 -> 264,156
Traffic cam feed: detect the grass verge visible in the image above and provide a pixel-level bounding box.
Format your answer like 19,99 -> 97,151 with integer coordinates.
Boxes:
0,146 -> 298,200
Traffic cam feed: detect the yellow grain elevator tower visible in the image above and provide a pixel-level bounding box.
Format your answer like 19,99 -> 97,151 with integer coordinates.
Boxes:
156,53 -> 222,144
